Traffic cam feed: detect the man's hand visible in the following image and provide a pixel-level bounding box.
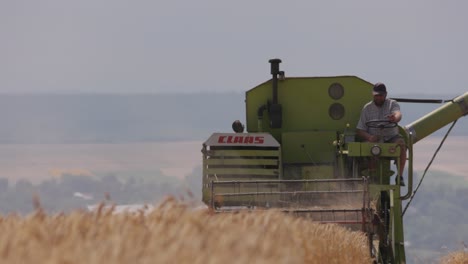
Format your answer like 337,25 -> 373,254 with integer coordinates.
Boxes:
368,135 -> 379,142
387,113 -> 397,122
387,111 -> 402,123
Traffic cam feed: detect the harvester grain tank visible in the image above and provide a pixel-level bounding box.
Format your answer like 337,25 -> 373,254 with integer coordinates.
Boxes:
201,59 -> 468,263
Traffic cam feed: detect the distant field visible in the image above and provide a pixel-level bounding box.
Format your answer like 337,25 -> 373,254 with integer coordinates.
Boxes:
413,135 -> 468,179
0,141 -> 202,183
0,136 -> 466,183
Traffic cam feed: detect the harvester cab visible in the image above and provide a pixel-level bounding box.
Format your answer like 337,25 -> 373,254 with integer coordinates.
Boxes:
201,59 -> 468,263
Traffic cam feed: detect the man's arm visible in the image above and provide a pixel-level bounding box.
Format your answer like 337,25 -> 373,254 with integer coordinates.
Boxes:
388,100 -> 402,123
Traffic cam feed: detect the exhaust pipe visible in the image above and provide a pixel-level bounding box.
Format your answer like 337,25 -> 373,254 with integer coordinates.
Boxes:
269,58 -> 281,104
267,58 -> 283,129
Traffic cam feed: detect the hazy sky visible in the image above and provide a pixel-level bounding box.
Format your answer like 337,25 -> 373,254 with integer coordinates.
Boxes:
1,1 -> 467,95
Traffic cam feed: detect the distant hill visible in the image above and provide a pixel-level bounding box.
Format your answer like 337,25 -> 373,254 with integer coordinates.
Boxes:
0,93 -> 244,143
0,93 -> 465,144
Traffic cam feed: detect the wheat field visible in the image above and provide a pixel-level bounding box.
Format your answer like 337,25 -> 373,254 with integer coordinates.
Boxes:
441,251 -> 468,264
0,197 -> 376,264
0,197 -> 466,264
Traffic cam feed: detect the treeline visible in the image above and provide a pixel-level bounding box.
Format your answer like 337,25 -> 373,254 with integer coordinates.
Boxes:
0,167 -> 202,214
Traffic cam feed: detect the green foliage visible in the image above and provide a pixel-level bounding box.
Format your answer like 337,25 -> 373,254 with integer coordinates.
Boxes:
404,170 -> 468,262
0,171 -> 189,214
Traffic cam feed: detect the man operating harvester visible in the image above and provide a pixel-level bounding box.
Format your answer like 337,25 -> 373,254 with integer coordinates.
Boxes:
356,83 -> 406,186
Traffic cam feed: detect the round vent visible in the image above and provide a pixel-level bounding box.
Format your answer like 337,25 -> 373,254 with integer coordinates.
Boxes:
329,103 -> 345,120
328,83 -> 344,100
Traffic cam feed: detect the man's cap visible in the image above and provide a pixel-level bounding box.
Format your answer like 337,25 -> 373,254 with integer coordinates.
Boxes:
373,83 -> 387,95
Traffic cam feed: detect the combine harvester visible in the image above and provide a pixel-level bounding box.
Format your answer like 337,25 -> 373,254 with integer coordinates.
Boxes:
201,59 -> 468,263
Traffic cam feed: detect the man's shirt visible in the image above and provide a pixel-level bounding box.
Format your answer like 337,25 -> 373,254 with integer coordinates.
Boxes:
357,99 -> 401,141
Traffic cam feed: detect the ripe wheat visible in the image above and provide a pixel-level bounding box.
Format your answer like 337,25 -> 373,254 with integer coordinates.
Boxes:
0,197 -> 373,264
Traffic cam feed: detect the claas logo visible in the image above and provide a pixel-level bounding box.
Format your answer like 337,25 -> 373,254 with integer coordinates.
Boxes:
217,135 -> 265,144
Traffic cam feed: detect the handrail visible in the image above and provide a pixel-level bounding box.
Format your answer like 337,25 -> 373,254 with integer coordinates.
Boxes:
401,131 -> 414,200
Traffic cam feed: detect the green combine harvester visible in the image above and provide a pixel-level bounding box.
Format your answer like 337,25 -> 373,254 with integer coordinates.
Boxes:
201,59 -> 468,263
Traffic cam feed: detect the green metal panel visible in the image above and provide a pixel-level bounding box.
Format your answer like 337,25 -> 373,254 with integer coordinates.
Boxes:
281,131 -> 337,163
302,165 -> 334,179
246,76 -> 374,142
348,142 -> 401,158
347,142 -> 361,156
